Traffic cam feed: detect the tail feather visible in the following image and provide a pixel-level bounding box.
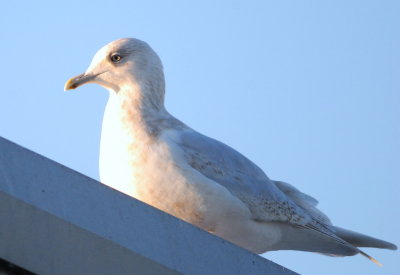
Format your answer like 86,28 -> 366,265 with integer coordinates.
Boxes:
269,223 -> 359,256
333,226 -> 397,250
274,224 -> 396,266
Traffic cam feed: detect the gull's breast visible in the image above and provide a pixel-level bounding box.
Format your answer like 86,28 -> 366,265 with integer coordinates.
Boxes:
100,113 -> 251,230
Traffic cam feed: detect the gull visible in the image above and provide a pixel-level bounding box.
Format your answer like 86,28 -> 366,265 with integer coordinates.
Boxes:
65,38 -> 396,264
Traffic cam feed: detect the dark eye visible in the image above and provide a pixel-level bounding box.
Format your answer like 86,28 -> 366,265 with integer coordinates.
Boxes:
110,53 -> 122,63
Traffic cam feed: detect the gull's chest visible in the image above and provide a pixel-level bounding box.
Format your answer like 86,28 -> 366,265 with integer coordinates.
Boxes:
99,115 -> 209,225
99,119 -> 177,196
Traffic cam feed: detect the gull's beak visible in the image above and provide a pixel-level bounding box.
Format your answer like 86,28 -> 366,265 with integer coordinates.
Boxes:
64,73 -> 98,91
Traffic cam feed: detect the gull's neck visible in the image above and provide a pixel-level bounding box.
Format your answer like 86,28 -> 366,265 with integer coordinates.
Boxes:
104,80 -> 171,140
99,75 -> 181,189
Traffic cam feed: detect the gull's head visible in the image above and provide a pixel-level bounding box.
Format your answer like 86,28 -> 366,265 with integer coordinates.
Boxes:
64,38 -> 165,95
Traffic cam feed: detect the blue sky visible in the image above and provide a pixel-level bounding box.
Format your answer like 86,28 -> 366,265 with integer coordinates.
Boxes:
1,1 -> 399,274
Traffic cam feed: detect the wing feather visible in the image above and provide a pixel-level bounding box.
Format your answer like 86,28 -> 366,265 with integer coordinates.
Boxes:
175,128 -> 359,253
273,180 -> 332,225
179,130 -> 319,226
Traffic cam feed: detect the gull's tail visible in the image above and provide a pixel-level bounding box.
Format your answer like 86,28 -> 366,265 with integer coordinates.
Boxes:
332,226 -> 397,266
271,181 -> 396,264
270,222 -> 397,265
333,226 -> 397,250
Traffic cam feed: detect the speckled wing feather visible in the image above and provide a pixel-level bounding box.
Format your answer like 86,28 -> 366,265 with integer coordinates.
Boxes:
180,130 -> 323,226
273,180 -> 332,225
178,129 -> 358,250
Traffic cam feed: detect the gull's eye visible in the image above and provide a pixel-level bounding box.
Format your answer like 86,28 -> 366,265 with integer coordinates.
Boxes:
110,53 -> 122,63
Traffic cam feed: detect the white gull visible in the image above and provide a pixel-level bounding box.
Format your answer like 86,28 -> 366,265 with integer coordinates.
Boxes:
65,38 -> 397,264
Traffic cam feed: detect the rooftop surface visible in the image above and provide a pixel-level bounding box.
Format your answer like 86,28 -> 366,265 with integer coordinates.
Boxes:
0,137 -> 297,275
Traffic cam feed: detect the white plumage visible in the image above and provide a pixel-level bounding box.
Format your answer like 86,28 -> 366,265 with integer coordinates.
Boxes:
65,38 -> 396,263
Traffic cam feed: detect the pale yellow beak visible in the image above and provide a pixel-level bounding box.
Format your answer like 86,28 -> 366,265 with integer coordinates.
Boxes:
64,73 -> 97,91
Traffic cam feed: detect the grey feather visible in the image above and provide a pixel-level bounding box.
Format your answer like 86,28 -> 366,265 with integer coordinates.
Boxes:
178,130 -> 357,251
179,130 -> 311,224
268,223 -> 359,255
333,226 -> 398,250
273,180 -> 332,225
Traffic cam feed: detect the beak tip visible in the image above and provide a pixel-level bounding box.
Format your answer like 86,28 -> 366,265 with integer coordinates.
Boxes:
63,83 -> 75,91
64,74 -> 83,91
64,72 -> 98,92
